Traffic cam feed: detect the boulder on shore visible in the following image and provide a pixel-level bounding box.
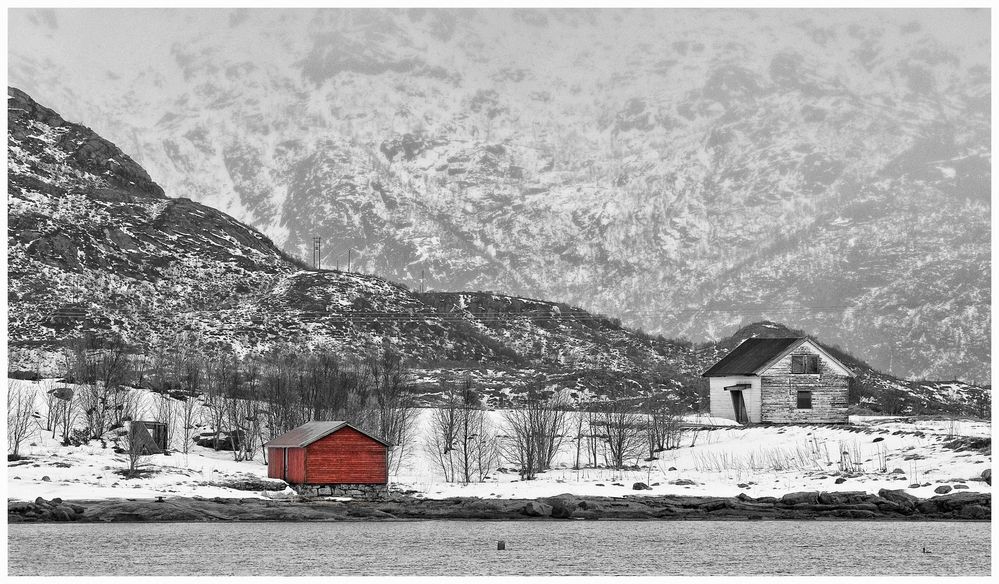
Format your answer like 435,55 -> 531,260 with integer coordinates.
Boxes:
521,501 -> 552,517
780,491 -> 819,506
543,495 -> 577,519
877,489 -> 919,511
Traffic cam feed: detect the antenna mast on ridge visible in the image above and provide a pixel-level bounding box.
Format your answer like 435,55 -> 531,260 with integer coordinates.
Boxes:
312,236 -> 321,270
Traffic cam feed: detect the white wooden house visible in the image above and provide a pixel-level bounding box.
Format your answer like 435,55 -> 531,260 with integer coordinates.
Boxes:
702,337 -> 854,424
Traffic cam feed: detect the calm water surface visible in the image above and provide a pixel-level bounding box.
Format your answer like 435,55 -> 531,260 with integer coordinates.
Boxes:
8,520 -> 990,576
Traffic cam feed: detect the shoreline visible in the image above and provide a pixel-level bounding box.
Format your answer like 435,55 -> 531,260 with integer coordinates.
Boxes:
9,489 -> 991,523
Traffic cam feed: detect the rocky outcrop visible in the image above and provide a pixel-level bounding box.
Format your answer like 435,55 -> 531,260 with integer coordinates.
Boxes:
8,490 -> 990,523
8,86 -> 164,199
7,497 -> 85,522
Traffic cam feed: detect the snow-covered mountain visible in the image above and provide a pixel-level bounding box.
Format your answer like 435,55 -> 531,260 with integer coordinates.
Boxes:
7,87 -> 988,416
8,8 -> 990,383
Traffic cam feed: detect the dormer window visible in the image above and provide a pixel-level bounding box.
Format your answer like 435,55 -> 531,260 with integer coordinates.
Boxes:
791,354 -> 819,374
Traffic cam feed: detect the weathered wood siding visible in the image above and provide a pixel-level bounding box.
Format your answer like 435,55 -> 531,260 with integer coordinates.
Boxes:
304,427 -> 388,485
709,375 -> 762,423
267,447 -> 285,480
760,343 -> 849,423
285,447 -> 307,484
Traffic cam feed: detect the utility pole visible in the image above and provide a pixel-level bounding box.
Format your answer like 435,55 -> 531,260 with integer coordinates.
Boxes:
312,236 -> 321,270
421,269 -> 425,293
347,249 -> 352,272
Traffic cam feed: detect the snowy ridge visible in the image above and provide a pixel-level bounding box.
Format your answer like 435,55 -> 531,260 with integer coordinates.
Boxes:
6,87 -> 988,415
7,8 -> 989,382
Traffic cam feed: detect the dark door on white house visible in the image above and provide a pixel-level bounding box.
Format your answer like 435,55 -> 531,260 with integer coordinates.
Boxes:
730,390 -> 749,425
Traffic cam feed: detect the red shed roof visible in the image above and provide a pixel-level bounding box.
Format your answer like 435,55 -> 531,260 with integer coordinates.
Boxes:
265,421 -> 392,448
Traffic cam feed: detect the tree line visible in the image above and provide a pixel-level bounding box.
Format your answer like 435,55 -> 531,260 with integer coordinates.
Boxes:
9,333 -> 694,483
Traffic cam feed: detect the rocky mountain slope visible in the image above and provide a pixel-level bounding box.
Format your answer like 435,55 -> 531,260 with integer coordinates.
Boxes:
8,87 -> 988,415
8,8 -> 990,383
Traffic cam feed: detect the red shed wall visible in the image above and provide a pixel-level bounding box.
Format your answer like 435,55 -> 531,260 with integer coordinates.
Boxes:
304,427 -> 388,485
267,447 -> 285,479
285,447 -> 307,484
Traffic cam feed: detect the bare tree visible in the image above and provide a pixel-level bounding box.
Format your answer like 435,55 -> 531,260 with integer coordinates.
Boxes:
260,346 -> 302,442
155,392 -> 176,452
426,378 -> 498,483
41,379 -> 60,433
367,348 -> 417,474
594,398 -> 645,469
7,381 -> 37,459
59,389 -> 80,445
221,359 -> 266,462
123,422 -> 151,478
500,386 -> 570,480
645,394 -> 685,458
176,348 -> 203,454
68,335 -> 134,441
202,352 -> 238,450
426,379 -> 461,483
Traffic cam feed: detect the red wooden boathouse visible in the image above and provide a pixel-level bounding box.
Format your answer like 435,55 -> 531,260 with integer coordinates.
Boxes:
266,421 -> 390,485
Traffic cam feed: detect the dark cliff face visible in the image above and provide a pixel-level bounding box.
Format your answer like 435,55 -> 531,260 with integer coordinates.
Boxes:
8,86 -> 165,200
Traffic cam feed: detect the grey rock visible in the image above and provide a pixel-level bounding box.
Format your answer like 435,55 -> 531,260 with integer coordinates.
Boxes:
632,482 -> 652,491
50,506 -> 74,521
544,495 -> 577,518
780,491 -> 820,506
521,501 -> 552,517
934,485 -> 953,494
877,488 -> 919,509
959,504 -> 990,519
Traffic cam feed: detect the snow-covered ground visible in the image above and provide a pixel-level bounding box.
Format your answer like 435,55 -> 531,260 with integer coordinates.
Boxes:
6,378 -> 991,502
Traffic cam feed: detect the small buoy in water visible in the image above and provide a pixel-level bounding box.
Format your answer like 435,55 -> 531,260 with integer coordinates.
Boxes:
497,540 -> 506,551
922,546 -> 931,554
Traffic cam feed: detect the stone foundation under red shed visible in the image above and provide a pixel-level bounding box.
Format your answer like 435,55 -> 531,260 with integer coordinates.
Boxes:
292,483 -> 388,499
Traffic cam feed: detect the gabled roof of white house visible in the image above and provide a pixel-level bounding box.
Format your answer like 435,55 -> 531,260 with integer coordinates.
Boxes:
264,421 -> 392,448
702,337 -> 855,377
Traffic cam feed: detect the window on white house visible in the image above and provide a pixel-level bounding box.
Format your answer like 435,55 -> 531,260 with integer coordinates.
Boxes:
797,390 -> 812,409
791,354 -> 819,374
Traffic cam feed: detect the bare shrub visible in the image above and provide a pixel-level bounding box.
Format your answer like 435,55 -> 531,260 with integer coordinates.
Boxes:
7,381 -> 37,458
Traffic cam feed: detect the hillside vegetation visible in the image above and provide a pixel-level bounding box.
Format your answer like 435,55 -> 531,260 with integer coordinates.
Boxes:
7,87 -> 989,417
9,8 -> 990,382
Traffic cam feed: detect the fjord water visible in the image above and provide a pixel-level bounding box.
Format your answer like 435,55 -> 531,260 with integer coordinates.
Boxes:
8,520 -> 990,576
